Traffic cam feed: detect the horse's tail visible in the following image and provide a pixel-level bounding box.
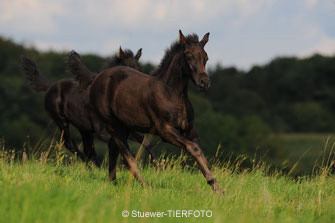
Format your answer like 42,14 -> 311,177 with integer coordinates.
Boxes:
67,50 -> 96,89
20,56 -> 51,92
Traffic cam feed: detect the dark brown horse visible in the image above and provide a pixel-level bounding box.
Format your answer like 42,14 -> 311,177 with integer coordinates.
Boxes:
20,48 -> 153,167
67,50 -> 158,162
74,30 -> 223,193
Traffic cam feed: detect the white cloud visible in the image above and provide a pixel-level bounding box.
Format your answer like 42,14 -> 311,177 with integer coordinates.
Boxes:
24,39 -> 71,52
312,36 -> 335,55
0,0 -> 278,33
304,0 -> 319,9
0,0 -> 64,35
153,2 -> 168,21
299,28 -> 335,56
62,0 -> 278,29
0,0 -> 334,69
100,37 -> 127,56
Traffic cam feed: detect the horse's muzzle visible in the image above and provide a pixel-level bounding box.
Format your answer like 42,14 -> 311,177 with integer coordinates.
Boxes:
198,73 -> 211,90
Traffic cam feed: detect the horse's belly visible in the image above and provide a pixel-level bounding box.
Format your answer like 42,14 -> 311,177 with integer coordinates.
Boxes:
66,102 -> 92,130
113,99 -> 151,130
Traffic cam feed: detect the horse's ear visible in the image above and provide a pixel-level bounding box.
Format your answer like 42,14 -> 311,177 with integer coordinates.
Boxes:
135,48 -> 142,60
118,46 -> 124,58
179,30 -> 187,45
200,32 -> 210,47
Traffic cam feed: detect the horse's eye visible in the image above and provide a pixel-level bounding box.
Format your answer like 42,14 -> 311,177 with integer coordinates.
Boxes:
186,53 -> 193,59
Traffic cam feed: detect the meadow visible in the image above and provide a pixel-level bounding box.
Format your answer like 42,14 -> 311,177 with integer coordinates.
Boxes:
1,137 -> 335,223
275,133 -> 335,175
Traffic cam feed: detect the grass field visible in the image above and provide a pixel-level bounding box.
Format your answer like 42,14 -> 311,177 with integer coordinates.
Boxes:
274,133 -> 335,175
1,142 -> 335,223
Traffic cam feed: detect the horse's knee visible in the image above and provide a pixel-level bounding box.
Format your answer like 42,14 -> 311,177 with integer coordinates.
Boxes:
186,143 -> 203,156
207,178 -> 216,185
193,147 -> 199,152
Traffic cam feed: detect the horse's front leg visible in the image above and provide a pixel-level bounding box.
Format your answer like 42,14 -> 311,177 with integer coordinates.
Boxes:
159,124 -> 224,194
108,139 -> 120,181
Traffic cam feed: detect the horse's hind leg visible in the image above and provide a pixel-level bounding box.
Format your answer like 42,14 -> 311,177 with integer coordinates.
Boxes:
45,86 -> 87,163
62,127 -> 88,162
79,129 -> 99,167
129,132 -> 158,161
51,117 -> 88,162
110,136 -> 148,187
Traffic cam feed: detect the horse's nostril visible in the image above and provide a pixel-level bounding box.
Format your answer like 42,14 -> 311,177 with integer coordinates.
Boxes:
204,80 -> 210,88
199,79 -> 210,89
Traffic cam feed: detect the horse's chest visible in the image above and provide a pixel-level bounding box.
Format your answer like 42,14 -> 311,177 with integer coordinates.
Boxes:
177,105 -> 189,131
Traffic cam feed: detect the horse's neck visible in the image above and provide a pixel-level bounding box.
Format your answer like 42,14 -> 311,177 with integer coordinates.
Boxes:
158,53 -> 189,97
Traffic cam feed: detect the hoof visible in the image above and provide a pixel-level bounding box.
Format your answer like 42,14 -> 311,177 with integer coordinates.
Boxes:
109,178 -> 119,185
212,184 -> 225,195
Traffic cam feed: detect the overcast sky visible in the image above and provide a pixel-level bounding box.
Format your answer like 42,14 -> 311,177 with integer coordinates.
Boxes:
1,0 -> 335,69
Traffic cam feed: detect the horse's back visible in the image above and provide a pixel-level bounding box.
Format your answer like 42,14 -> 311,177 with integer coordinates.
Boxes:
89,66 -> 156,130
92,66 -> 153,98
45,78 -> 92,129
100,66 -> 150,81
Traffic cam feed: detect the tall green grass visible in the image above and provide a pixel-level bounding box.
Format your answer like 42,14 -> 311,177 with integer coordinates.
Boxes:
0,138 -> 335,223
275,133 -> 335,175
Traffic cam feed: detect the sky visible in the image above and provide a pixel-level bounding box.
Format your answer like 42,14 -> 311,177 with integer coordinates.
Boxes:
1,0 -> 335,70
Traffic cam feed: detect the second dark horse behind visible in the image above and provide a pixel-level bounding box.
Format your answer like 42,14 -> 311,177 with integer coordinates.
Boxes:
21,48 -> 156,167
70,30 -> 224,193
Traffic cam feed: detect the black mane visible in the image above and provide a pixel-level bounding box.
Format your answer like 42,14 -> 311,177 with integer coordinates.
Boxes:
102,49 -> 135,69
152,34 -> 199,76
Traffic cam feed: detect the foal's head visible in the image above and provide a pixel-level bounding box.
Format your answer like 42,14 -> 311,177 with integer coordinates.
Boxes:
179,30 -> 210,90
107,47 -> 142,71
